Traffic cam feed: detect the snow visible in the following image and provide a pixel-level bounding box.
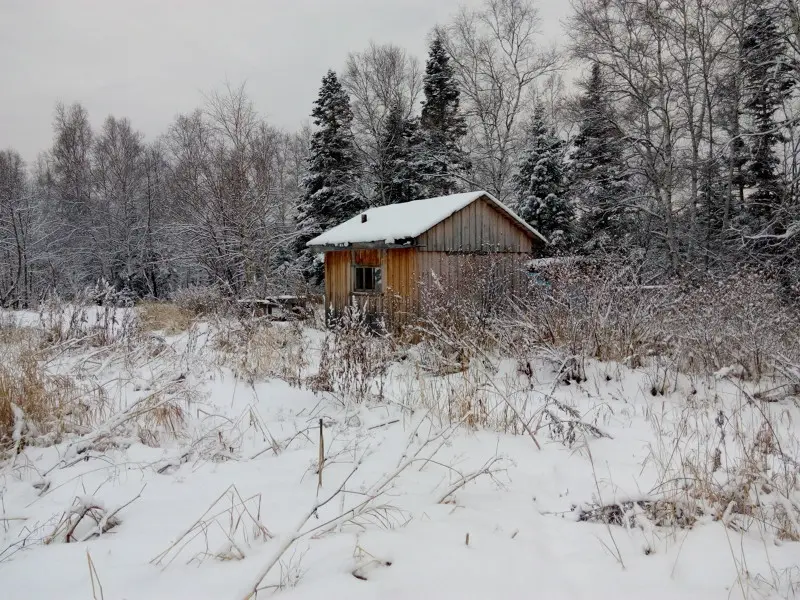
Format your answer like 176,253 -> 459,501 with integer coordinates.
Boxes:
307,191 -> 547,247
1,315 -> 799,599
527,255 -> 587,269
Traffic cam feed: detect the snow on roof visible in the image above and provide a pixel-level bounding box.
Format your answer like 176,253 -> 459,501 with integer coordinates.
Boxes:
306,191 -> 547,247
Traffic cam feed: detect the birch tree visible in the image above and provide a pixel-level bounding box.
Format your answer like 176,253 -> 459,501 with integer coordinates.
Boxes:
442,0 -> 562,200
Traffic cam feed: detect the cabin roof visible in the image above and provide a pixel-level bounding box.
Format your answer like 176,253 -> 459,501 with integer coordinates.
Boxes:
306,191 -> 548,248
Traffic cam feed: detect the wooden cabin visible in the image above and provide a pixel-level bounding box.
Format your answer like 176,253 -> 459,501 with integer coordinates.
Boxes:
306,191 -> 547,328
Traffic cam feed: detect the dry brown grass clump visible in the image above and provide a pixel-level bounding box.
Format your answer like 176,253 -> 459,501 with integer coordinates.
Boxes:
0,314 -> 108,450
138,301 -> 194,335
0,352 -> 100,450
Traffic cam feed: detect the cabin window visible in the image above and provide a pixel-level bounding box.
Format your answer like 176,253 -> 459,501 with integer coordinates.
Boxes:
354,265 -> 382,293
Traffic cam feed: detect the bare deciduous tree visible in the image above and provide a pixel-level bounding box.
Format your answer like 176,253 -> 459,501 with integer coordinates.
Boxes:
441,0 -> 563,201
342,42 -> 422,204
166,84 -> 305,296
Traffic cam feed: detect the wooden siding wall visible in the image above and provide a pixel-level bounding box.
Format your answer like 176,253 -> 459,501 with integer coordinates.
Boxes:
324,248 -> 418,327
416,252 -> 529,313
384,248 -> 417,325
416,197 -> 535,253
324,250 -> 351,314
353,249 -> 380,266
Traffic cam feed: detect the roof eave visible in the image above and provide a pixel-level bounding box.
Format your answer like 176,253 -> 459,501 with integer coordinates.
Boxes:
307,239 -> 418,252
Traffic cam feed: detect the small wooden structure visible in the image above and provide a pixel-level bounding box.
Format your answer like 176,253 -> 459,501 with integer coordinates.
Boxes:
306,191 -> 547,328
237,296 -> 311,320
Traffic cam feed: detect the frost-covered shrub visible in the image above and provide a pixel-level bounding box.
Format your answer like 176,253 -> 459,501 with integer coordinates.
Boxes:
499,258 -> 800,378
315,301 -> 391,404
667,271 -> 800,377
214,317 -> 308,386
171,285 -> 228,317
415,256 -> 515,374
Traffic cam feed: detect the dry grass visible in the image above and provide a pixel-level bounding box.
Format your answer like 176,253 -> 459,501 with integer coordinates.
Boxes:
493,262 -> 800,379
137,301 -> 194,335
314,304 -> 392,404
0,309 -> 111,451
0,351 -> 102,450
644,387 -> 800,542
0,313 -> 38,346
214,318 -> 308,386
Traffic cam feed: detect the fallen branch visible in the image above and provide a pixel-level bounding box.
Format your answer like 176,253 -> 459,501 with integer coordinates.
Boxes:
436,456 -> 506,504
240,415 -> 472,599
239,464 -> 363,599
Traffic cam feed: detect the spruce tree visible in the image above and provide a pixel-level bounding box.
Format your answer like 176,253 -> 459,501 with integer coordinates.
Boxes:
512,107 -> 572,253
568,64 -> 630,252
375,104 -> 423,205
413,34 -> 468,197
742,6 -> 796,234
296,70 -> 364,283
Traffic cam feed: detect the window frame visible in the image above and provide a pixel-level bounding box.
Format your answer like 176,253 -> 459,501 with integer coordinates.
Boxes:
353,265 -> 382,294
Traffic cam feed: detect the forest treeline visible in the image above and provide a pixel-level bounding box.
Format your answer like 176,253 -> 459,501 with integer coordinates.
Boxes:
1,0 -> 799,306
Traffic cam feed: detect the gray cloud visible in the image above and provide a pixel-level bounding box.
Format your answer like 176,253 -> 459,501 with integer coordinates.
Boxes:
0,0 -> 569,161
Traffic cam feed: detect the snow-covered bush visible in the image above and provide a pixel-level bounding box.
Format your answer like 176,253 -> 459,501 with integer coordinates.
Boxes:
667,272 -> 800,378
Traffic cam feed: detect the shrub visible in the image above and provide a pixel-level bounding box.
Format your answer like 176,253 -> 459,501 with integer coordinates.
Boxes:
495,259 -> 800,378
214,317 -> 308,386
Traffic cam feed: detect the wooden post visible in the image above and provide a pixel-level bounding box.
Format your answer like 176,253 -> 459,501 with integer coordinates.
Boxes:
318,418 -> 324,489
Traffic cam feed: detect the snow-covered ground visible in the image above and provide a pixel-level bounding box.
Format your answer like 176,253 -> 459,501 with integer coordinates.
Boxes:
1,309 -> 799,599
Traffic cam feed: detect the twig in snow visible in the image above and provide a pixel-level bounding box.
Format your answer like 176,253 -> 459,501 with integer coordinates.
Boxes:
87,550 -> 104,600
239,463 -> 364,599
436,456 -> 506,504
79,485 -> 145,542
368,419 -> 400,430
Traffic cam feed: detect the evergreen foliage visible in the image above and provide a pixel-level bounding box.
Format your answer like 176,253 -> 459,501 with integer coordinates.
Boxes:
741,6 -> 796,234
568,64 -> 630,252
512,108 -> 572,252
412,35 -> 469,197
296,70 -> 364,283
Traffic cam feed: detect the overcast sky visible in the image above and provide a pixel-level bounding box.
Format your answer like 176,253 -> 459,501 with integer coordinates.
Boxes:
0,0 -> 570,161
